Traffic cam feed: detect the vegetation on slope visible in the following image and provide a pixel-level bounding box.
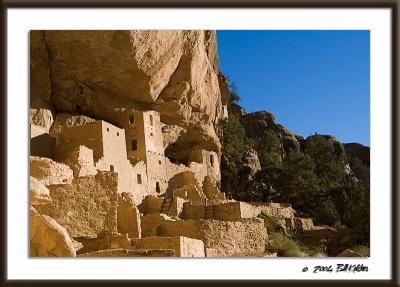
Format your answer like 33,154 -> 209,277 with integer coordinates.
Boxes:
218,78 -> 370,247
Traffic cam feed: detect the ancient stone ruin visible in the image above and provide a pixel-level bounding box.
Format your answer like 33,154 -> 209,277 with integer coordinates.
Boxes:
30,30 -> 340,257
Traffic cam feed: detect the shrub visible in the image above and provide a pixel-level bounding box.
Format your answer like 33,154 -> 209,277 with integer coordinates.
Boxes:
351,245 -> 370,257
268,233 -> 308,257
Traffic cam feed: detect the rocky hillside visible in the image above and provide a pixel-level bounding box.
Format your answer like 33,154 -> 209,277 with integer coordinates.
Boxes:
31,30 -> 225,163
219,99 -> 370,246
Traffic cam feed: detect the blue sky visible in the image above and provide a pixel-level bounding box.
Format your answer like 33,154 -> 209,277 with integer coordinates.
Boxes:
217,30 -> 370,146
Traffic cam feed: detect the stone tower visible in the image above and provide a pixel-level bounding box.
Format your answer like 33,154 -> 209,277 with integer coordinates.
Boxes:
118,109 -> 168,195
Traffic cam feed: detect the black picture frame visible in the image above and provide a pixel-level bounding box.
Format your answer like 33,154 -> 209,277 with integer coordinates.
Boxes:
1,0 -> 398,286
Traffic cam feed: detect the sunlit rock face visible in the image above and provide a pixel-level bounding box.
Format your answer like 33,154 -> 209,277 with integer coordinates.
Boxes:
31,30 -> 223,158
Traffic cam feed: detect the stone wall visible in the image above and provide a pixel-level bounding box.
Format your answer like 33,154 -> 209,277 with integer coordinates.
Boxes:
156,219 -> 267,257
55,121 -> 104,161
165,158 -> 190,184
61,145 -> 97,177
131,236 -> 205,257
35,172 -> 118,238
117,193 -> 141,238
183,201 -> 254,221
188,150 -> 220,185
140,214 -> 176,237
139,195 -> 187,218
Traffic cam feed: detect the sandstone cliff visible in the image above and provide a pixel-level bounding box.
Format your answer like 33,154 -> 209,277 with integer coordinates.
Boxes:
31,30 -> 224,162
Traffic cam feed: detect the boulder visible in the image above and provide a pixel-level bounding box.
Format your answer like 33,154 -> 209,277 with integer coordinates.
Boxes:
30,206 -> 76,257
30,176 -> 52,205
241,148 -> 261,178
30,108 -> 54,131
30,156 -> 74,186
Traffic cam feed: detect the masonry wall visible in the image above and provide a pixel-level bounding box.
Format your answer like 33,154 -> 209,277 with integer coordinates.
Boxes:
117,109 -> 147,162
35,172 -> 118,238
183,201 -> 242,221
130,161 -> 149,204
157,219 -> 267,257
187,150 -> 221,186
139,195 -> 187,217
143,111 -> 168,195
117,193 -> 141,238
146,151 -> 168,194
165,158 -> 190,183
55,121 -> 104,162
140,214 -> 176,237
101,121 -> 128,160
60,145 -> 97,177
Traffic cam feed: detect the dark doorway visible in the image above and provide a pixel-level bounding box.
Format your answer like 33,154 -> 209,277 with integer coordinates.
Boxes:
156,182 -> 160,193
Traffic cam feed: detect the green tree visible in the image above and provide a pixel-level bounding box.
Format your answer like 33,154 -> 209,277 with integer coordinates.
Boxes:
276,151 -> 321,211
218,115 -> 247,197
228,80 -> 241,104
305,135 -> 347,192
253,130 -> 282,186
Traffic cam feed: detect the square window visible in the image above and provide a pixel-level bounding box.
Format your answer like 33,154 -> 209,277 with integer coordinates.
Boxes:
137,174 -> 142,184
117,132 -> 119,136
107,128 -> 109,132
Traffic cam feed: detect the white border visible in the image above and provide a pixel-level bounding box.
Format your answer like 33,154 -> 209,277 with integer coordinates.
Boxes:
7,8 -> 392,280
